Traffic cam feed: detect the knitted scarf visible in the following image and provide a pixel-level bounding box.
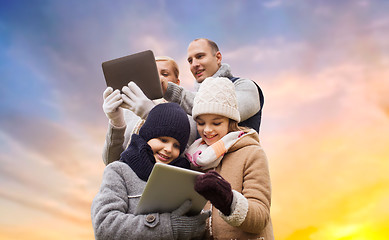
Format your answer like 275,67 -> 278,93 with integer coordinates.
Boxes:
185,129 -> 256,170
120,134 -> 190,181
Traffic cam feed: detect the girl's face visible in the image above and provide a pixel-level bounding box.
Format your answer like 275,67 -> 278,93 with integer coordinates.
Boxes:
147,136 -> 180,164
196,114 -> 229,145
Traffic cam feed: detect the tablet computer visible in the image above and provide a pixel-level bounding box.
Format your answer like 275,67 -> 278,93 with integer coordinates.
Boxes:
102,50 -> 163,100
135,163 -> 207,216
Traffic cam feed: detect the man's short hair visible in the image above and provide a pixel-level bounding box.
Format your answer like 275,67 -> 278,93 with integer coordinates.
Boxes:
193,38 -> 220,55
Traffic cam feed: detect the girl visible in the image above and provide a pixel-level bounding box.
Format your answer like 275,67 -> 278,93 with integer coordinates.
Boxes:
92,103 -> 209,240
185,77 -> 274,239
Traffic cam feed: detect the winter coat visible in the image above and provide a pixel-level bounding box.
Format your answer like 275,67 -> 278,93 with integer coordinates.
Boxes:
163,63 -> 263,131
201,130 -> 274,240
91,135 -> 201,240
91,162 -> 177,239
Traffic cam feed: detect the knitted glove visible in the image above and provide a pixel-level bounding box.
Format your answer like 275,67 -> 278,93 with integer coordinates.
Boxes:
102,87 -> 125,127
121,81 -> 156,119
195,171 -> 233,216
170,200 -> 210,240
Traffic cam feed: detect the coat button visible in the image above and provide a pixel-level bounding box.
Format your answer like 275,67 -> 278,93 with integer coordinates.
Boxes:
145,214 -> 156,223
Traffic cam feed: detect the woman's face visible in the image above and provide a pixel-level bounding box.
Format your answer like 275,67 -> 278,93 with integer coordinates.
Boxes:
156,60 -> 180,91
147,136 -> 180,164
196,114 -> 229,145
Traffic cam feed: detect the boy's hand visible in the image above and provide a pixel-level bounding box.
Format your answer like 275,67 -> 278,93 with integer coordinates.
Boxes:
170,200 -> 210,240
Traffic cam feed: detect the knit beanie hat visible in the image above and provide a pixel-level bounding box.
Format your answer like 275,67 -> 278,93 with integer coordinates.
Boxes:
192,77 -> 240,122
139,102 -> 190,154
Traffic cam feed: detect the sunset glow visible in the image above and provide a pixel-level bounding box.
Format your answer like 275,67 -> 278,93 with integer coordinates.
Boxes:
1,1 -> 388,239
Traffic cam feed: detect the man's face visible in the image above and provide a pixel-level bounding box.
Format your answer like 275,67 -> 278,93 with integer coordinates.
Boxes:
187,39 -> 222,83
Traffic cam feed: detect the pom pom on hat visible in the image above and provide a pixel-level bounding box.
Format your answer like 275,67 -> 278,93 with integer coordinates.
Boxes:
139,103 -> 190,154
192,77 -> 240,122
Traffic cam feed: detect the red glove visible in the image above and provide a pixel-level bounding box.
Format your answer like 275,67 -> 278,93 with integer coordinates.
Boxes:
194,170 -> 233,216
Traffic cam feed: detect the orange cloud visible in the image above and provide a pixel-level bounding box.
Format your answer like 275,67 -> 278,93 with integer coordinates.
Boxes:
264,108 -> 389,239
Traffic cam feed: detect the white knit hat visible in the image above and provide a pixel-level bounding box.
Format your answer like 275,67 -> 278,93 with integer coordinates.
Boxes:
192,77 -> 240,122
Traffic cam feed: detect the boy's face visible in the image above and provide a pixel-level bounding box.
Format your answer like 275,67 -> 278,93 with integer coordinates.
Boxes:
147,136 -> 181,164
195,114 -> 229,146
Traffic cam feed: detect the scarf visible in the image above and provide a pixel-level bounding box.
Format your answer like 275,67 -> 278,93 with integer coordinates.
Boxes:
185,129 -> 256,170
120,134 -> 190,181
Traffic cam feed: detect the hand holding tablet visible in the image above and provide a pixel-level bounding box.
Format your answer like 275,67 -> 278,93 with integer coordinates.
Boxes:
135,163 -> 207,216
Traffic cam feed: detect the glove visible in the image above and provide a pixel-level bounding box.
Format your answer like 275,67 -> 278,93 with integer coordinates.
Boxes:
121,82 -> 155,119
195,171 -> 233,216
102,87 -> 125,127
170,200 -> 210,240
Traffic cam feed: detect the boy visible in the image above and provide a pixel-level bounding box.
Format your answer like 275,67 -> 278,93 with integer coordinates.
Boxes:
92,103 -> 209,240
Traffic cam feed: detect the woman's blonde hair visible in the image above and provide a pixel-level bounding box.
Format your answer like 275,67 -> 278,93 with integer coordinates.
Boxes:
155,56 -> 179,79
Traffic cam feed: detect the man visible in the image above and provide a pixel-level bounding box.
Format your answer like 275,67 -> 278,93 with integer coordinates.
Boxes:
163,38 -> 264,132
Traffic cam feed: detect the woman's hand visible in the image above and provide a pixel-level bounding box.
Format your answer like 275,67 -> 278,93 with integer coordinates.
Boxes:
102,87 -> 125,127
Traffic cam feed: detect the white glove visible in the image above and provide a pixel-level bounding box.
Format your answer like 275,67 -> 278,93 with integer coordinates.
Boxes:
121,82 -> 155,119
102,87 -> 125,127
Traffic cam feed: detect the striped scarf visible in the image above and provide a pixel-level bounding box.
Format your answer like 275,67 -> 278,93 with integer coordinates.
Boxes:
185,129 -> 256,170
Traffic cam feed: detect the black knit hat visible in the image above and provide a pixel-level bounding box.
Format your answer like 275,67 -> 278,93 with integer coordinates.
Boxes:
139,103 -> 190,154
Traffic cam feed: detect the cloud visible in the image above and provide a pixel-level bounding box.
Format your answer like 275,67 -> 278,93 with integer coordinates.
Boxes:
3,0 -> 192,127
367,75 -> 389,117
267,111 -> 389,239
1,1 -> 389,240
0,189 -> 90,225
262,0 -> 283,8
0,118 -> 102,238
0,115 -> 88,177
219,19 -> 389,132
0,111 -> 105,220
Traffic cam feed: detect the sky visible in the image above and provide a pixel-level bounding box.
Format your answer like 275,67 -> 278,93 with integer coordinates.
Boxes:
1,0 -> 389,239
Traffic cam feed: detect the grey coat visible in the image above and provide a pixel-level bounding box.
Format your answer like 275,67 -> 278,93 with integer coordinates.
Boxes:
91,161 -> 175,240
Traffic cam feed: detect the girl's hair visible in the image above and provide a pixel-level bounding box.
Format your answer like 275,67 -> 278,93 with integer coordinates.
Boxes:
155,56 -> 179,79
228,119 -> 247,132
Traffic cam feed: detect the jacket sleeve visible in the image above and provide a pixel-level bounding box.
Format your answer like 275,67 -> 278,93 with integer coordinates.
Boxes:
102,109 -> 143,165
236,147 -> 272,233
233,78 -> 261,121
163,82 -> 196,116
91,163 -> 174,240
102,123 -> 127,165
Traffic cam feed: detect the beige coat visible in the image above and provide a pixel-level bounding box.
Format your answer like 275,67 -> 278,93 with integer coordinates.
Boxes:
204,131 -> 274,240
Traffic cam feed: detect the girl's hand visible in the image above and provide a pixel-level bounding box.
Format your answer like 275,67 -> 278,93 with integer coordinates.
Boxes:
194,170 -> 233,215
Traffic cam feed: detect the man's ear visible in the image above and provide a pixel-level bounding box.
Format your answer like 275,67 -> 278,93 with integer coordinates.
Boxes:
216,51 -> 222,66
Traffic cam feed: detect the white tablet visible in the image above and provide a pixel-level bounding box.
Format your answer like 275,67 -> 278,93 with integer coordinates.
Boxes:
102,50 -> 163,100
135,163 -> 207,216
